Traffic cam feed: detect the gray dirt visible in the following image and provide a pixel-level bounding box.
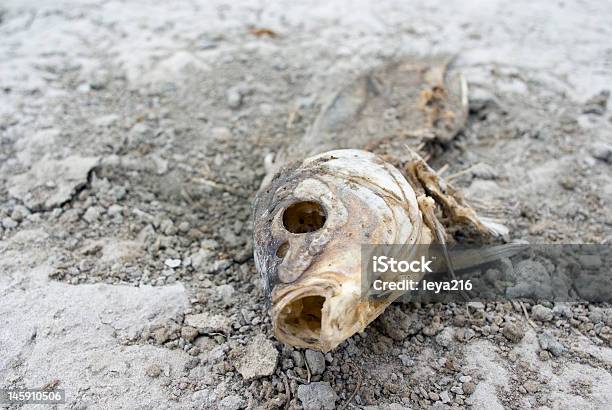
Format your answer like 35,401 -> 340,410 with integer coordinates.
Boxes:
1,0 -> 611,409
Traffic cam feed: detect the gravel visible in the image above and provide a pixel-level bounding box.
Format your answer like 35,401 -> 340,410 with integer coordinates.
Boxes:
164,258 -> 182,268
82,206 -> 102,223
439,390 -> 451,404
152,327 -> 172,344
184,312 -> 232,334
583,90 -> 609,115
538,331 -> 566,357
10,205 -> 30,221
523,380 -> 539,393
532,305 -> 554,322
226,87 -> 243,109
292,350 -> 305,368
234,334 -> 278,380
462,381 -> 477,395
502,321 -> 525,343
1,217 -> 17,229
297,382 -> 338,410
145,364 -> 162,378
436,327 -> 455,347
376,305 -> 422,340
218,395 -> 245,410
590,143 -> 612,163
181,326 -> 199,342
305,349 -> 326,375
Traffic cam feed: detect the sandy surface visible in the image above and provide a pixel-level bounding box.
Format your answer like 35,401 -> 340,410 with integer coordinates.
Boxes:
1,0 -> 611,409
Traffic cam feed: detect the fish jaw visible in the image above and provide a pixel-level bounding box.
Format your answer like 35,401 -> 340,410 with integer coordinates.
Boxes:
271,274 -> 397,352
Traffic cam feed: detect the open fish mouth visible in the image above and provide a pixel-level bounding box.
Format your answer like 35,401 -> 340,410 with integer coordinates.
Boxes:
271,275 -> 394,352
253,149 -> 431,351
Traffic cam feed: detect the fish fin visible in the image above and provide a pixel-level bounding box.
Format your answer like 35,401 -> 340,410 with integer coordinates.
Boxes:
404,146 -> 509,240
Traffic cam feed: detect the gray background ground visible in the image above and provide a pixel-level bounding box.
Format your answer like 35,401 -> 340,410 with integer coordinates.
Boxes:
1,0 -> 611,409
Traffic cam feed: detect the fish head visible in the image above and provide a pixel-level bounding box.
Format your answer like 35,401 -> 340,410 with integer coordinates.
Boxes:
253,149 -> 428,351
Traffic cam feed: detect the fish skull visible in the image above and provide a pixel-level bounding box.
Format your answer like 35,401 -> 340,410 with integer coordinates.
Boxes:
253,149 -> 432,351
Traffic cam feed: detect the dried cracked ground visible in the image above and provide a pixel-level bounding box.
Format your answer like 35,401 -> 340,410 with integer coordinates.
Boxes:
1,0 -> 611,409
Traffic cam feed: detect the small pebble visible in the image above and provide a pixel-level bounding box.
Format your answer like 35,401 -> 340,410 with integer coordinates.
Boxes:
181,326 -> 198,342
439,391 -> 451,404
532,305 -> 553,322
218,395 -> 245,410
463,381 -> 476,395
226,88 -> 242,109
292,350 -> 305,368
10,205 -> 30,222
1,217 -> 18,229
583,90 -> 609,115
451,386 -> 463,395
590,142 -> 612,163
145,364 -> 161,378
184,357 -> 200,371
297,382 -> 337,410
281,358 -> 294,370
524,380 -> 539,393
165,258 -> 181,268
82,207 -> 102,223
538,331 -> 565,356
503,322 -> 525,343
559,176 -> 576,190
305,349 -> 326,375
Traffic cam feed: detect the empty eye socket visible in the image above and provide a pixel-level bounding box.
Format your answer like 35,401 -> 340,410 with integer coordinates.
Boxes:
282,201 -> 326,234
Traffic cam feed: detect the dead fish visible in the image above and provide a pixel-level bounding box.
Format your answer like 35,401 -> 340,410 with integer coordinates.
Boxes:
253,57 -> 505,352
